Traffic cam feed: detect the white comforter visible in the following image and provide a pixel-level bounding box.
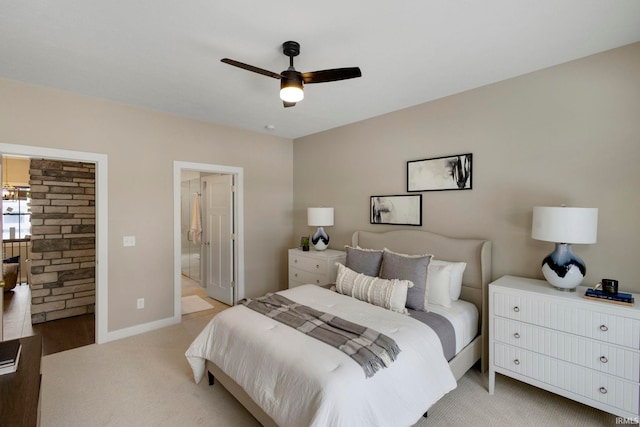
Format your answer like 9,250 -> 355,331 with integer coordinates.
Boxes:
185,285 -> 457,427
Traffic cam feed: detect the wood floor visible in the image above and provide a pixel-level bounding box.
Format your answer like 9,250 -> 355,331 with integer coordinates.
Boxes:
2,276 -> 228,356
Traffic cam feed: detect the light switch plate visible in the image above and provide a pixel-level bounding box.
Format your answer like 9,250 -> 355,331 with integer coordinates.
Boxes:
123,235 -> 136,247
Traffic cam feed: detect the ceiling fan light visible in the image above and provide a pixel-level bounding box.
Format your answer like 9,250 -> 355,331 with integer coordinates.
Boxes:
280,86 -> 304,103
280,72 -> 304,103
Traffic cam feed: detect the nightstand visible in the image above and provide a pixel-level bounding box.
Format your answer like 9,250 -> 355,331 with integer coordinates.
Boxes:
489,275 -> 640,419
288,248 -> 346,288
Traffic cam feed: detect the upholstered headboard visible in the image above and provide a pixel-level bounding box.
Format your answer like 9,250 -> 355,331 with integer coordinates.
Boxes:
351,229 -> 492,335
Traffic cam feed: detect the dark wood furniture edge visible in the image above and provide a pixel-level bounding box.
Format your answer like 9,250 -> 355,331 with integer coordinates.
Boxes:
0,335 -> 43,427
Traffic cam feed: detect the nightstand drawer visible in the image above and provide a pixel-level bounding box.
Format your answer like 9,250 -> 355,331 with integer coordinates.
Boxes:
290,253 -> 328,275
494,342 -> 640,415
494,317 -> 640,381
288,267 -> 325,286
493,291 -> 640,349
287,248 -> 345,289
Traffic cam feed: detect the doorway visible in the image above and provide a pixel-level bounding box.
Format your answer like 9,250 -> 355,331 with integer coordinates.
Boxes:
0,143 -> 108,345
180,171 -> 235,305
173,161 -> 244,320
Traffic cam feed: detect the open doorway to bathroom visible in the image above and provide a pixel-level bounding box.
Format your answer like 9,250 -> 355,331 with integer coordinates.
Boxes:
175,162 -> 244,320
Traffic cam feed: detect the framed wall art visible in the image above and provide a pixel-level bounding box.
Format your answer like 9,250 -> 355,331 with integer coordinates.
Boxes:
407,153 -> 472,192
370,194 -> 422,226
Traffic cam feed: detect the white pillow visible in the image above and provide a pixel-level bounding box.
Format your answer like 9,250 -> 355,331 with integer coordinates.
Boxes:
429,259 -> 467,300
335,263 -> 413,314
426,262 -> 454,308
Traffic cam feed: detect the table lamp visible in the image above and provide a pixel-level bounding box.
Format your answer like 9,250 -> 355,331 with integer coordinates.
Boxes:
531,206 -> 598,291
307,207 -> 333,251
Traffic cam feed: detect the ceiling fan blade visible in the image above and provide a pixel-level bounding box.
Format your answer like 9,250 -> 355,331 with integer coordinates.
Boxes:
301,67 -> 362,84
221,58 -> 283,80
283,101 -> 296,108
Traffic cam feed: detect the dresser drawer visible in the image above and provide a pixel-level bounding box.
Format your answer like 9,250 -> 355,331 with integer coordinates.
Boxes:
493,291 -> 640,349
494,342 -> 640,415
494,317 -> 640,382
288,278 -> 307,288
288,267 -> 325,286
289,253 -> 328,275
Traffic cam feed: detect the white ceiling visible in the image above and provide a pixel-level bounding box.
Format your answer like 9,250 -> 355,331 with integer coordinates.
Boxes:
1,1 -> 639,139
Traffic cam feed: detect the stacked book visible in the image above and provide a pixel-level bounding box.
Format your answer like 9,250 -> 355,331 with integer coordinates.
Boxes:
584,288 -> 635,306
0,339 -> 22,375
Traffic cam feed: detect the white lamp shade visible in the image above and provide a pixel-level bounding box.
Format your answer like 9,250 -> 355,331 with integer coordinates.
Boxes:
532,206 -> 598,244
307,207 -> 334,227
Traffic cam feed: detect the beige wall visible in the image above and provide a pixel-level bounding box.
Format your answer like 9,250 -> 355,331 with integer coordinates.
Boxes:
294,42 -> 640,292
0,79 -> 293,332
1,41 -> 638,336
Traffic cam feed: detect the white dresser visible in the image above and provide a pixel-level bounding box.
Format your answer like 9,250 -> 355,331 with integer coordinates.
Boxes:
288,248 -> 345,288
489,275 -> 640,419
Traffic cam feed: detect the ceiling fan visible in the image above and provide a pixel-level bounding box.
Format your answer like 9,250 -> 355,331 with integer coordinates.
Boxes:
221,41 -> 362,108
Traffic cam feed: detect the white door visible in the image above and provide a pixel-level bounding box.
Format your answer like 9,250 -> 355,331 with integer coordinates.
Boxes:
202,174 -> 234,305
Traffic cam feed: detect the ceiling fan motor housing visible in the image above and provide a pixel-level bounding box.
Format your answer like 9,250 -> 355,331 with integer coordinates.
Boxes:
281,70 -> 303,89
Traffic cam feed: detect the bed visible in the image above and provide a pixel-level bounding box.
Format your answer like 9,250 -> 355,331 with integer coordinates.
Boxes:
186,229 -> 492,427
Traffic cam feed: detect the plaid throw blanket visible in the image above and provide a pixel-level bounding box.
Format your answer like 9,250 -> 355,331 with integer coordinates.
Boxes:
241,293 -> 401,378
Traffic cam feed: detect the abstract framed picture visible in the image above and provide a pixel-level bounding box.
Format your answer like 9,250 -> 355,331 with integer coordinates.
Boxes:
370,194 -> 422,226
407,153 -> 472,192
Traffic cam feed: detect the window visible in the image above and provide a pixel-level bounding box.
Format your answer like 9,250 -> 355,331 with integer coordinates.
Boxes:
2,187 -> 31,240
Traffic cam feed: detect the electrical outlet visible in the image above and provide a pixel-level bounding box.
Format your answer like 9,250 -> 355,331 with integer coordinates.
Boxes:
123,235 -> 136,247
137,298 -> 144,309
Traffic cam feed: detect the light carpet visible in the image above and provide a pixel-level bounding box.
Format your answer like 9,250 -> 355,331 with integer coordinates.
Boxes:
181,295 -> 214,314
41,313 -> 620,427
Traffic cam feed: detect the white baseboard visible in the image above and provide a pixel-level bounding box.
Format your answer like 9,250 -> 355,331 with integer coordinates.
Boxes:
100,315 -> 181,343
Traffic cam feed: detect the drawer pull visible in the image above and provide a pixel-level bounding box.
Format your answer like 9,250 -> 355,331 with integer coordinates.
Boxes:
513,359 -> 520,365
316,264 -> 320,269
294,259 -> 298,263
513,332 -> 520,339
599,387 -> 607,394
599,325 -> 608,332
600,356 -> 608,364
513,306 -> 520,312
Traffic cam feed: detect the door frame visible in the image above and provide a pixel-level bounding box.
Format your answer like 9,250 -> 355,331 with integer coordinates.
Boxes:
173,161 -> 244,317
0,143 -> 109,344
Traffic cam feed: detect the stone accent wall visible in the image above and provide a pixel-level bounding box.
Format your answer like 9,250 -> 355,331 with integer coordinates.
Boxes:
29,159 -> 96,324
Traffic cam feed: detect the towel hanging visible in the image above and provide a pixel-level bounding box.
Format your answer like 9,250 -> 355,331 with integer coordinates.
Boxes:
188,193 -> 202,243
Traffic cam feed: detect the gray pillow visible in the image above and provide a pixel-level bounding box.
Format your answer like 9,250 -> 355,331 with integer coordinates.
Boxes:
345,246 -> 383,277
380,249 -> 432,311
